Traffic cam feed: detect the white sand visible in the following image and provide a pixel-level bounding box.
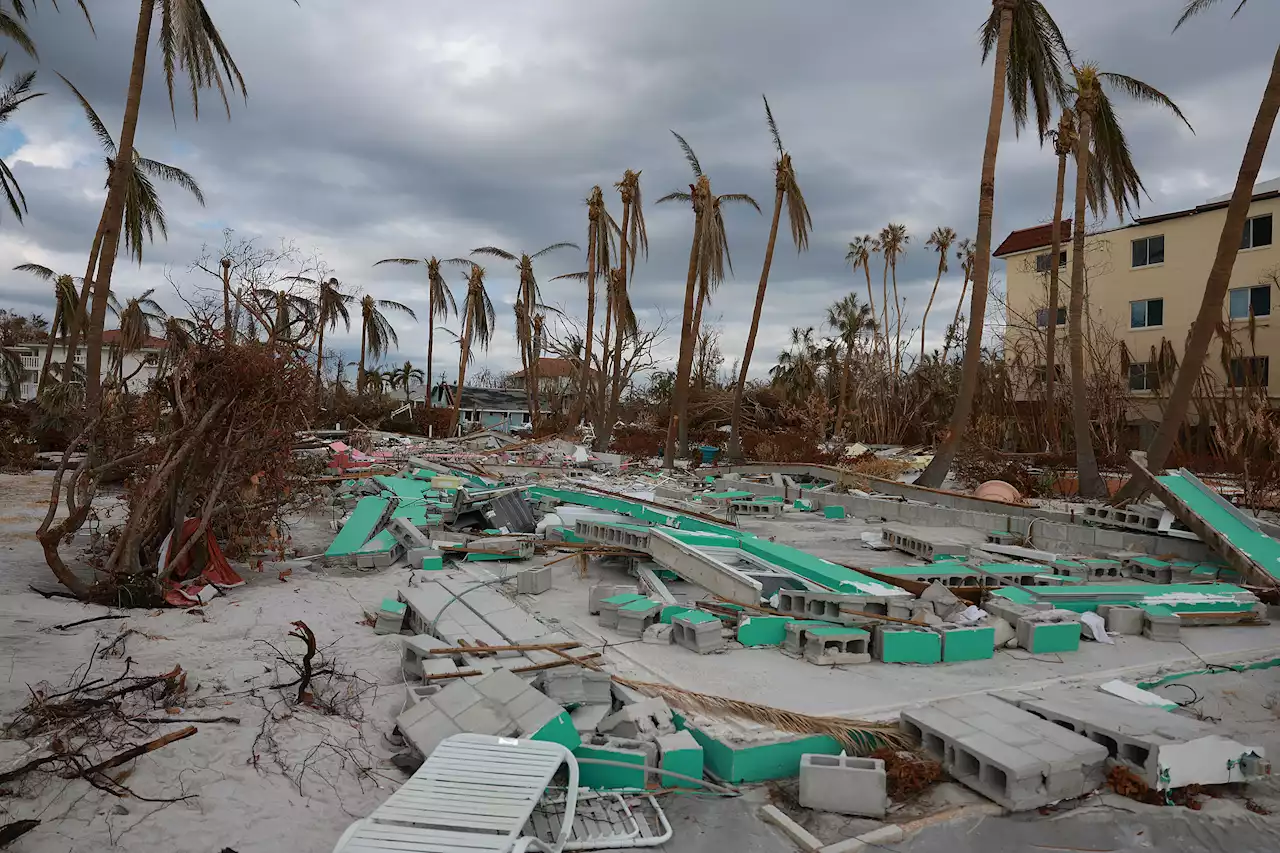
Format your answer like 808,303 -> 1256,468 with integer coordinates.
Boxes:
0,473 -> 416,853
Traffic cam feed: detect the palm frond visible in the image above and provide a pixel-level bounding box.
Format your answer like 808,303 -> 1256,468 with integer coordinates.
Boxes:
1099,72 -> 1194,132
762,94 -> 783,156
718,193 -> 762,213
14,262 -> 57,280
156,0 -> 252,120
656,190 -> 692,205
374,257 -> 422,267
1175,0 -> 1248,30
376,298 -> 418,320
0,9 -> 37,58
552,271 -> 589,282
531,241 -> 579,259
56,72 -> 115,155
137,156 -> 206,204
670,130 -> 702,178
982,1 -> 1072,139
471,246 -> 517,261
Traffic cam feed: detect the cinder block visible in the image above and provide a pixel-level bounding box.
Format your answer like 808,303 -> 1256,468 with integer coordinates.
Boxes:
538,668 -> 586,704
570,703 -> 611,735
1098,604 -> 1144,635
671,611 -> 725,654
642,623 -> 674,644
1016,612 -> 1081,654
582,669 -> 613,704
798,753 -> 887,817
938,625 -> 995,662
396,701 -> 462,758
1142,606 -> 1181,642
873,625 -> 941,664
823,505 -> 846,519
575,739 -> 649,789
616,599 -> 663,638
598,696 -> 674,741
516,565 -> 553,595
599,593 -> 648,629
406,546 -> 443,568
736,615 -> 793,647
389,517 -> 432,549
657,730 -> 704,788
802,627 -> 870,666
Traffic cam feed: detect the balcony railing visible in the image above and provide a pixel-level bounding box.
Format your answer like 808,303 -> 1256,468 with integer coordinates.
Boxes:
20,356 -> 39,370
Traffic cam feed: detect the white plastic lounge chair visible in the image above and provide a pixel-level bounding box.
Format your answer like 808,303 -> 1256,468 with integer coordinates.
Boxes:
333,733 -> 579,853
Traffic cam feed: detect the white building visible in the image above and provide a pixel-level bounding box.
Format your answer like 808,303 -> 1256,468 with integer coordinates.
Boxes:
3,329 -> 166,400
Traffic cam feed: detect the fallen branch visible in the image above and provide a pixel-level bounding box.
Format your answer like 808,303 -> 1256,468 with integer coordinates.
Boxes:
51,614 -> 129,631
0,820 -> 39,848
288,621 -> 317,704
28,585 -> 79,601
85,726 -> 197,775
131,715 -> 241,724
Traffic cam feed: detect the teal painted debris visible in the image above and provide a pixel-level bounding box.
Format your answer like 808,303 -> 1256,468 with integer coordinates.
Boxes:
823,505 -> 846,519
736,615 -> 793,646
419,555 -> 444,571
325,496 -> 391,557
1156,470 -> 1280,583
357,529 -> 398,554
991,582 -> 1260,615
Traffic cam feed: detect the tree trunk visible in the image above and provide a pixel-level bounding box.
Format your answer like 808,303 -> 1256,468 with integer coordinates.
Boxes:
1068,107 -> 1107,499
600,198 -> 632,449
891,258 -> 902,378
315,319 -> 325,389
593,269 -> 615,448
221,260 -> 233,346
920,261 -> 945,365
357,315 -> 367,396
835,344 -> 854,438
1115,43 -> 1280,501
1045,146 -> 1069,452
880,259 -> 890,361
728,182 -> 785,461
567,231 -> 596,431
450,300 -> 475,436
663,211 -> 704,469
680,270 -> 709,456
862,263 -> 878,357
84,0 -> 155,409
426,284 -> 436,408
36,301 -> 62,395
61,194 -> 109,386
915,3 -> 1011,488
942,271 -> 971,364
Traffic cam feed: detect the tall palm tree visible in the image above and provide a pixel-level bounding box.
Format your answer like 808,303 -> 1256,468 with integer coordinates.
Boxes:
877,223 -> 910,375
15,264 -> 79,392
727,96 -> 812,461
917,0 -> 1070,488
556,187 -> 619,432
1043,109 -> 1076,450
942,239 -> 977,364
770,326 -> 821,400
285,275 -> 354,387
253,287 -> 315,348
471,241 -> 578,422
658,132 -> 759,467
827,293 -> 874,437
373,256 -> 455,405
112,288 -> 165,391
1065,62 -> 1192,497
603,169 -> 649,445
57,71 -> 204,392
921,226 -> 957,364
0,55 -> 41,223
79,0 -> 295,409
387,360 -> 424,407
845,235 -> 878,355
445,260 -> 496,434
1120,0 -> 1278,500
356,295 -> 416,395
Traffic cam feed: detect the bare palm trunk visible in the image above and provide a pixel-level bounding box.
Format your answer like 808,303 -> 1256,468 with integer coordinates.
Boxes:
600,198 -> 632,448
451,303 -> 475,436
880,260 -> 890,364
1116,44 -> 1280,501
835,345 -> 854,438
680,270 -> 709,456
663,213 -> 704,469
1045,146 -> 1069,452
728,181 -> 785,460
920,264 -> 944,365
357,318 -> 368,396
426,288 -> 436,408
862,264 -> 878,355
36,301 -> 62,395
942,272 -> 971,363
1068,108 -> 1107,499
61,201 -> 109,386
84,0 -> 155,409
916,3 -> 1011,488
566,233 -> 596,431
891,258 -> 902,378
593,270 -> 615,448
315,320 -> 325,389
221,259 -> 233,347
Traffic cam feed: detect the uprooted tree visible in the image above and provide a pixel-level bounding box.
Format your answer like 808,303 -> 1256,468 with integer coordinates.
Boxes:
36,319 -> 314,604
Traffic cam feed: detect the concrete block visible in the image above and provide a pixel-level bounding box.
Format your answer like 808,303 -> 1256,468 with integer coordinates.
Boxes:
538,668 -> 586,704
473,668 -> 528,705
395,701 -> 462,758
736,615 -> 793,647
1016,611 -> 1081,654
516,565 -> 553,595
783,620 -> 842,655
776,589 -> 888,625
671,611 -> 726,654
575,740 -> 649,790
582,670 -> 613,704
389,516 -> 432,549
1098,604 -> 1145,635
823,505 -> 846,519
802,626 -> 870,666
657,729 -> 704,787
873,625 -> 942,664
598,592 -> 647,628
1142,606 -> 1181,642
887,600 -> 914,621
417,553 -> 444,571
598,696 -> 674,741
569,703 -> 611,735
938,625 -> 995,662
798,753 -> 887,817
642,623 -> 674,644
616,599 -> 663,638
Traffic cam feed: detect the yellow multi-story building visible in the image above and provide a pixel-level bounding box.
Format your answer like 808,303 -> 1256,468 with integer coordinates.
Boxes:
997,179 -> 1280,436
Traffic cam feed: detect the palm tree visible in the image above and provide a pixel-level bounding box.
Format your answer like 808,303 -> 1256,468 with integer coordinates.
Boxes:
372,256 -> 456,405
602,169 -> 649,445
57,71 -> 204,393
0,55 -> 41,223
387,360 -> 424,407
445,260 -> 497,435
1119,0 -> 1278,500
15,264 -> 80,392
877,223 -> 910,375
356,295 -> 416,395
1043,109 -> 1076,450
827,293 -> 874,437
1064,62 -> 1192,497
917,0 -> 1069,489
921,227 -> 957,364
285,276 -> 354,388
770,326 -> 821,400
727,96 -> 812,461
112,288 -> 165,391
556,187 -> 618,432
471,241 -> 578,422
658,132 -> 760,467
942,239 -> 977,364
845,235 -> 878,355
79,0 -> 295,409
0,1 -> 93,59
253,287 -> 315,348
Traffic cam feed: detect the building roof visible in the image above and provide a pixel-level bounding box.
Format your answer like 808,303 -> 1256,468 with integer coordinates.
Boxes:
412,382 -> 547,411
992,220 -> 1072,258
101,329 -> 167,349
510,357 -> 580,379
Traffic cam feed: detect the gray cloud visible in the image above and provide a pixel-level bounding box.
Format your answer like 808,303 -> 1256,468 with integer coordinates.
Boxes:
3,0 -> 1278,380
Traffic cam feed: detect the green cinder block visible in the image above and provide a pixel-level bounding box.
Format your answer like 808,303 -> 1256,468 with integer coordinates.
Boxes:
419,555 -> 444,571
793,499 -> 814,511
379,598 -> 406,615
939,626 -> 995,662
875,627 -> 942,664
823,505 -> 846,519
658,731 -> 704,787
736,615 -> 793,647
660,605 -> 696,624
1021,620 -> 1080,654
574,744 -> 647,789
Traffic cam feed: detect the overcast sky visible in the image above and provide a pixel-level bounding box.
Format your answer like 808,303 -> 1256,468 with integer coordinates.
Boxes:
2,0 -> 1278,383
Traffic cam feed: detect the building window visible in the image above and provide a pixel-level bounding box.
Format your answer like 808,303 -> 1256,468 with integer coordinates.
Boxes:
1035,307 -> 1067,328
1242,214 -> 1273,250
1035,251 -> 1067,273
1130,298 -> 1164,329
1034,365 -> 1065,384
1229,356 -> 1270,388
1132,235 -> 1165,268
1129,362 -> 1160,392
522,412 -> 531,424
1229,285 -> 1271,319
